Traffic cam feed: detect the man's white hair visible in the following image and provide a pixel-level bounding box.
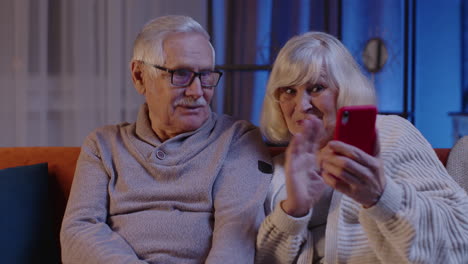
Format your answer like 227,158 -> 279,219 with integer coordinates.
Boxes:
131,15 -> 215,74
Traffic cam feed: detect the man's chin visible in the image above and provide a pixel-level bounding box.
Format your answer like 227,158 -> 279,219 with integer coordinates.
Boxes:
173,106 -> 210,128
177,116 -> 210,131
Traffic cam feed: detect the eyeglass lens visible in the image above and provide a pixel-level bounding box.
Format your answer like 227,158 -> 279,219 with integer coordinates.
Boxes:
172,69 -> 220,87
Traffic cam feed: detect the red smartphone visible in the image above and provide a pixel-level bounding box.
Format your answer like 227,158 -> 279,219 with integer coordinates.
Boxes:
333,105 -> 377,155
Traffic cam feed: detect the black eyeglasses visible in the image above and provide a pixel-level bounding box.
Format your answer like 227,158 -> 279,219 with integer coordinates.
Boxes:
141,61 -> 222,88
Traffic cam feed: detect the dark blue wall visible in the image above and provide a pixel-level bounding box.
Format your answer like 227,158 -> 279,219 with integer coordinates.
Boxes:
415,0 -> 461,147
342,0 -> 461,147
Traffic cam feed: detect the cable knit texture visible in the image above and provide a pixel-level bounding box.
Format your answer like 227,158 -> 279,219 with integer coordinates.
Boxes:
60,104 -> 272,264
256,115 -> 468,264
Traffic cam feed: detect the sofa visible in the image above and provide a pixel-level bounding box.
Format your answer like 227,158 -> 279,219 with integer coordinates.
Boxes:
0,143 -> 463,262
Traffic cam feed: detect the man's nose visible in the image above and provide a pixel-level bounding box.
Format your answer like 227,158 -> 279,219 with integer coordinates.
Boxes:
185,76 -> 203,98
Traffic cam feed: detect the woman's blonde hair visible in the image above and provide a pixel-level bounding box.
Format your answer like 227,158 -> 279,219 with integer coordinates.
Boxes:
260,31 -> 376,144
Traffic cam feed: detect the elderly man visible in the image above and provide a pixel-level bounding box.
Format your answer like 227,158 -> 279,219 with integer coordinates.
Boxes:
60,15 -> 272,263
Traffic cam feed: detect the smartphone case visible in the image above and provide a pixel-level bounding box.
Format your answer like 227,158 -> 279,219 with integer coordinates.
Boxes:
333,105 -> 377,155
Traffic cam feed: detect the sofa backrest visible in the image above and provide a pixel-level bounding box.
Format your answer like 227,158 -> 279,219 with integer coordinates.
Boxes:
0,146 -> 452,226
0,145 -> 453,261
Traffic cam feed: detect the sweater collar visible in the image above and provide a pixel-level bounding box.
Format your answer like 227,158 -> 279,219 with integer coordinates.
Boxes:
135,103 -> 216,147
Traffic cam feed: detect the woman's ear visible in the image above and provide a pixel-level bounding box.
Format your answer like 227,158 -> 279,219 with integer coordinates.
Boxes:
131,61 -> 146,95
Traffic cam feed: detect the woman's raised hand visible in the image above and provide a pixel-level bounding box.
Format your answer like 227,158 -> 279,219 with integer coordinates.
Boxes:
281,117 -> 329,217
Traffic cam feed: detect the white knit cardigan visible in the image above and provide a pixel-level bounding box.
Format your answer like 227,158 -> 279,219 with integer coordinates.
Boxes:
256,115 -> 468,264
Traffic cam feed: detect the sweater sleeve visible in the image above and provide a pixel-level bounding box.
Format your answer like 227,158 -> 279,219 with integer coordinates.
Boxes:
60,133 -> 146,264
255,154 -> 312,264
205,126 -> 272,264
359,115 -> 468,263
255,203 -> 311,264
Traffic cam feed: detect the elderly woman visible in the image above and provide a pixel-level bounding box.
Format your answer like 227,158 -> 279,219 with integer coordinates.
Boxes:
255,31 -> 468,264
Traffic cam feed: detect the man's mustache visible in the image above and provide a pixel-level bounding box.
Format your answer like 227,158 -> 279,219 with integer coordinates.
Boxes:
173,97 -> 208,107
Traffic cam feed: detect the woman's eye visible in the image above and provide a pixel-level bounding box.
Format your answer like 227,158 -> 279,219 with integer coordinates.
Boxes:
284,88 -> 295,94
310,84 -> 325,93
276,87 -> 296,102
277,87 -> 296,95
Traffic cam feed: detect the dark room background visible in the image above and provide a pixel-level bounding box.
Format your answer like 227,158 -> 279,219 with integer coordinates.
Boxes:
210,0 -> 466,148
1,0 -> 466,148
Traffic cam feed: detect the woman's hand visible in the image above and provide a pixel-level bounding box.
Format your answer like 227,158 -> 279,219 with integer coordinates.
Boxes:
318,136 -> 386,208
281,117 -> 328,217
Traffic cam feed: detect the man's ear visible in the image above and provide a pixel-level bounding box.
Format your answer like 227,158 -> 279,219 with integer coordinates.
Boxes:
131,61 -> 146,95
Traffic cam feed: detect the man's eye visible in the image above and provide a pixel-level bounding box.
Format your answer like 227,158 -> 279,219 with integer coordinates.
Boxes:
200,71 -> 212,77
174,70 -> 192,78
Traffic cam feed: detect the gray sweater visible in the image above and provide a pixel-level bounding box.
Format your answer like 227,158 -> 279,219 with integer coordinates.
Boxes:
61,104 -> 272,264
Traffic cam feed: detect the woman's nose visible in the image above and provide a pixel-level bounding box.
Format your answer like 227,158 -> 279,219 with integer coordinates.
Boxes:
296,92 -> 312,112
